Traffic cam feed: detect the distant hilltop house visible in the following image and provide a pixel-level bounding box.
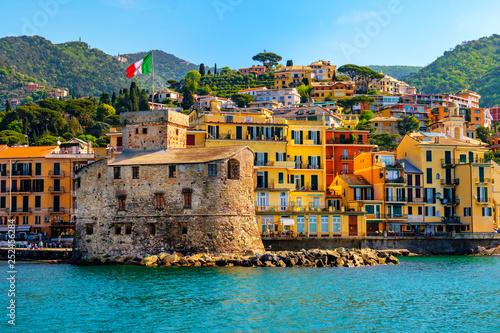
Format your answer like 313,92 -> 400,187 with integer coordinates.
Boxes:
368,73 -> 416,95
113,54 -> 128,62
9,99 -> 21,107
25,82 -> 45,90
238,65 -> 266,76
74,110 -> 264,256
47,88 -> 68,99
147,89 -> 180,103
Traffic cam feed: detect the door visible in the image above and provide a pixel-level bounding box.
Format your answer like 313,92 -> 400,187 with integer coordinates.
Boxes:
349,215 -> 358,236
444,151 -> 452,165
311,175 -> 318,191
445,168 -> 452,184
236,126 -> 242,140
279,192 -> 287,211
375,205 -> 381,218
53,195 -> 60,213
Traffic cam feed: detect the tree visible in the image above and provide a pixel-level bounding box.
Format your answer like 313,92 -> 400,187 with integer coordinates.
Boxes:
336,98 -> 356,114
252,52 -> 282,70
476,126 -> 490,142
286,60 -> 293,67
111,91 -> 117,106
302,77 -> 310,86
5,100 -> 11,112
129,82 -> 140,111
138,93 -> 150,111
181,86 -> 195,110
370,133 -> 400,151
296,84 -> 312,103
6,120 -> 23,133
185,70 -> 202,82
96,104 -> 116,121
167,79 -> 181,91
358,110 -> 375,122
0,130 -> 27,145
367,88 -> 379,95
214,63 -> 217,76
199,63 -> 206,76
99,92 -> 111,105
338,64 -> 384,93
207,69 -> 212,75
78,134 -> 98,145
352,95 -> 376,111
31,134 -> 61,146
231,93 -> 254,108
397,115 -> 420,135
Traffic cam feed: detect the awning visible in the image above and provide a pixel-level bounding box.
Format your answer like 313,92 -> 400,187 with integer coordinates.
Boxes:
280,218 -> 295,226
16,225 -> 31,232
0,226 -> 9,232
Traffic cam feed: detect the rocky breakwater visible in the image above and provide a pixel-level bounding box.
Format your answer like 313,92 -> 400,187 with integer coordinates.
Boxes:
75,248 -> 400,268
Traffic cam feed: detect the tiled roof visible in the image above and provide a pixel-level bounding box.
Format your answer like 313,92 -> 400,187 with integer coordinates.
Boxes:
237,87 -> 267,93
0,146 -> 57,159
109,146 -> 250,166
370,117 -> 399,122
339,174 -> 371,186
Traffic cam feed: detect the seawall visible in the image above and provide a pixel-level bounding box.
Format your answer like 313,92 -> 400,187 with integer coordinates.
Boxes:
263,237 -> 500,254
0,248 -> 73,261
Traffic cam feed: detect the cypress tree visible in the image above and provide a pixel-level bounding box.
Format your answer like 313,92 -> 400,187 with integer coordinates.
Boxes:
199,63 -> 205,76
207,69 -> 212,75
286,60 -> 293,67
214,63 -> 217,76
5,100 -> 11,112
111,91 -> 116,106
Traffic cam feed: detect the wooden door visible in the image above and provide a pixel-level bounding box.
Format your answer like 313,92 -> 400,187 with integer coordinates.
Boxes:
349,215 -> 358,236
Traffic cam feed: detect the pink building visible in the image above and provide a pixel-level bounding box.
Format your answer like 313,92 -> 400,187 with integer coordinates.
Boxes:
489,106 -> 500,123
239,65 -> 266,76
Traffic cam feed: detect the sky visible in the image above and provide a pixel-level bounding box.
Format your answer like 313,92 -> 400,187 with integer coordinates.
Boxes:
2,0 -> 500,69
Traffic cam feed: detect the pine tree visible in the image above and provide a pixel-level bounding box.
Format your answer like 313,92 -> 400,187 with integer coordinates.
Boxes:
5,100 -> 11,112
199,63 -> 205,76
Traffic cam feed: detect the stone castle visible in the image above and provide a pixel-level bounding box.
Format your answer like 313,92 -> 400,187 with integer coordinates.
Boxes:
73,110 -> 264,256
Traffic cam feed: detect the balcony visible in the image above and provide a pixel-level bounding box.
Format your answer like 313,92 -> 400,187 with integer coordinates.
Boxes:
326,190 -> 342,198
256,205 -> 295,213
386,177 -> 405,184
299,164 -> 323,170
17,208 -> 33,214
48,186 -> 65,193
476,198 -> 492,205
294,184 -> 325,192
48,207 -> 66,213
386,196 -> 406,203
385,213 -> 408,219
474,178 -> 493,184
407,197 -> 424,203
255,160 -> 296,168
209,133 -> 287,142
441,178 -> 460,186
441,197 -> 460,205
441,216 -> 461,224
340,154 -> 356,161
49,170 -> 65,177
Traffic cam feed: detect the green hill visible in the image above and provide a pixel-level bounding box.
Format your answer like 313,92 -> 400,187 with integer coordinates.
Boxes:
404,34 -> 500,107
367,65 -> 422,80
0,36 -> 198,97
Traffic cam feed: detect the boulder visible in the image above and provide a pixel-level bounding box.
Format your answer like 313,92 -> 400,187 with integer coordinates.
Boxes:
377,258 -> 386,265
315,259 -> 325,267
334,258 -> 345,267
215,259 -> 228,267
244,249 -> 256,256
141,255 -> 159,266
386,255 -> 399,265
178,257 -> 189,266
276,260 -> 286,268
115,256 -> 126,264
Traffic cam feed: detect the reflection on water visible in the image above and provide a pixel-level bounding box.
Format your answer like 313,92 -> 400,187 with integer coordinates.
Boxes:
2,256 -> 500,332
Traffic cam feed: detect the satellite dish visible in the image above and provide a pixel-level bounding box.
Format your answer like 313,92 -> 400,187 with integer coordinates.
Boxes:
442,198 -> 448,204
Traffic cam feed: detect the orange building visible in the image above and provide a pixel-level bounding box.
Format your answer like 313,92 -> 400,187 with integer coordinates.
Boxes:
325,130 -> 375,185
311,81 -> 355,102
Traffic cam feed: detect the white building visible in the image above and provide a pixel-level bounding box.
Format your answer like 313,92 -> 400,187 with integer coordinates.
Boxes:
254,88 -> 301,106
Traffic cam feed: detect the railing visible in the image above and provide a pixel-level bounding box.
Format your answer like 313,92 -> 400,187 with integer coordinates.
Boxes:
326,190 -> 342,197
367,231 -> 452,237
340,154 -> 356,161
384,214 -> 408,219
386,196 -> 406,203
476,198 -> 492,204
48,207 -> 66,213
441,216 -> 461,223
441,178 -> 460,186
11,171 -> 32,177
48,186 -> 65,193
386,177 -> 405,184
474,178 -> 493,184
299,164 -> 323,170
294,185 -> 325,192
49,170 -> 65,177
407,197 -> 424,203
208,133 -> 287,142
441,197 -> 460,205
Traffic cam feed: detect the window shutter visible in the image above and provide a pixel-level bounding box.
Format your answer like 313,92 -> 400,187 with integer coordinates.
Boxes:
477,187 -> 480,201
300,131 -> 303,144
264,153 -> 268,165
308,131 -> 312,140
485,187 -> 488,201
264,171 -> 268,188
318,156 -> 321,168
301,175 -> 305,188
317,131 -> 321,143
216,126 -> 219,138
276,152 -> 279,161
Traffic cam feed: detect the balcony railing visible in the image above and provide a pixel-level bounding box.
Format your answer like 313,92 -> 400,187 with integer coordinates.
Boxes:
48,186 -> 65,193
407,197 -> 424,203
49,170 -> 65,177
386,196 -> 406,203
326,190 -> 342,197
299,164 -> 323,170
441,197 -> 460,205
48,207 -> 66,213
441,178 -> 460,186
441,216 -> 461,223
474,178 -> 493,184
340,154 -> 356,161
386,177 -> 405,184
476,198 -> 492,205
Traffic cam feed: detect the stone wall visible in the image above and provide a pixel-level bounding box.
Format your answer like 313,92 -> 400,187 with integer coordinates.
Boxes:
263,237 -> 500,254
74,148 -> 264,256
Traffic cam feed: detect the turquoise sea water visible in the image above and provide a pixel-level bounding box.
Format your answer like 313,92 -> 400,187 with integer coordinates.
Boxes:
2,256 -> 500,332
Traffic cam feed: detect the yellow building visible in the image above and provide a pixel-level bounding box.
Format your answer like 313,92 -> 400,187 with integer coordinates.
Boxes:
0,141 -> 94,241
311,81 -> 355,102
309,60 -> 337,81
341,113 -> 360,129
274,66 -> 313,89
397,132 -> 494,233
371,116 -> 399,135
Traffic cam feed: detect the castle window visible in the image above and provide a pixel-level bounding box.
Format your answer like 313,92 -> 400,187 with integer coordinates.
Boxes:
142,128 -> 148,134
149,223 -> 156,235
169,165 -> 176,178
208,164 -> 217,177
124,224 -> 132,235
86,224 -> 94,235
114,167 -> 121,179
228,159 -> 240,180
132,166 -> 139,179
114,224 -> 121,235
183,188 -> 192,209
155,193 -> 164,210
179,222 -> 188,234
135,128 -> 139,134
118,195 -> 126,211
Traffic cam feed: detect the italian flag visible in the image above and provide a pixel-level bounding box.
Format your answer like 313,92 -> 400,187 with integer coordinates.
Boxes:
126,53 -> 152,78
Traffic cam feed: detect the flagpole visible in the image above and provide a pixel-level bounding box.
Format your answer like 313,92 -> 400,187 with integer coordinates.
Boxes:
151,50 -> 154,110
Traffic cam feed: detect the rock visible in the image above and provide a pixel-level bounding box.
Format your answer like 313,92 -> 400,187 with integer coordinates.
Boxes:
264,261 -> 275,267
178,257 -> 189,266
315,259 -> 325,267
334,258 -> 345,267
124,255 -> 136,262
162,254 -> 179,265
215,259 -> 228,267
377,258 -> 386,265
141,255 -> 159,266
158,253 -> 169,261
386,255 -> 399,265
346,262 -> 355,268
244,249 -> 256,256
276,260 -> 286,268
115,256 -> 126,264
260,253 -> 278,262
193,261 -> 202,267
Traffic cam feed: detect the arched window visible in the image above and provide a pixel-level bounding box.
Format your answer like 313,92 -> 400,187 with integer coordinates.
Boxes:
227,159 -> 240,180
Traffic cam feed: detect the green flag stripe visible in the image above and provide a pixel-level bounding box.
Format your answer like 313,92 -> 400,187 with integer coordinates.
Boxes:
141,53 -> 152,74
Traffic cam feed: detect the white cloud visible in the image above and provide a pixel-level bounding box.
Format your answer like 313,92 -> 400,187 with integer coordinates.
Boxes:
336,11 -> 377,25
